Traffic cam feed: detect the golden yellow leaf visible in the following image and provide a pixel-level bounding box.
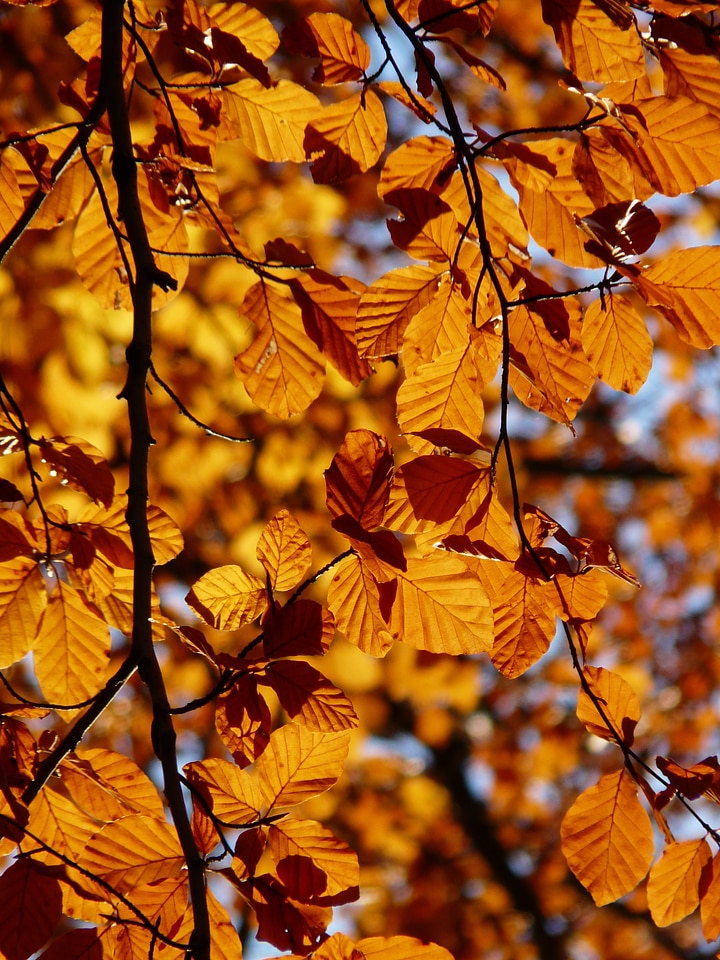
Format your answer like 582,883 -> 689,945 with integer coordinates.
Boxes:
700,852 -> 720,941
385,188 -> 460,262
256,509 -> 312,592
0,559 -> 46,669
33,580 -> 111,707
356,935 -> 456,959
186,564 -> 267,629
509,299 -> 595,424
148,503 -> 184,564
576,665 -> 641,745
390,556 -> 493,655
475,562 -> 556,678
542,0 -> 645,82
306,89 -> 387,183
184,758 -> 262,824
27,782 -> 99,862
60,748 -> 166,822
0,152 -> 28,243
80,815 -> 185,891
267,818 -> 359,903
375,81 -> 437,122
356,264 -> 442,358
256,725 -> 351,809
549,570 -> 609,621
234,279 -> 325,417
633,247 -> 720,348
223,79 -> 321,162
561,768 -> 654,905
581,293 -> 652,394
72,181 -> 131,311
647,838 -> 712,926
326,554 -> 396,656
378,136 -> 456,198
283,13 -> 370,85
499,138 -> 602,268
396,345 -> 485,452
208,2 -> 279,61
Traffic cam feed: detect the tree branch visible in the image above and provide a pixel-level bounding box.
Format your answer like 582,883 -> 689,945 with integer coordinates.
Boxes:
99,4 -> 209,958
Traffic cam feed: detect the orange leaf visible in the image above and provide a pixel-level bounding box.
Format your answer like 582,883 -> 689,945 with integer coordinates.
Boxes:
305,89 -> 387,183
326,553 -> 396,656
386,456 -> 487,530
375,81 -> 437,122
216,677 -> 271,768
282,13 -> 370,85
59,747 -> 166,821
633,246 -> 720,348
223,79 -> 321,162
581,293 -> 652,393
647,838 -> 712,926
291,270 -> 371,386
80,815 -> 185,891
576,666 -> 641,745
263,660 -> 358,732
356,935 -> 456,960
37,436 -> 114,507
356,264 -> 442,359
256,509 -> 312,593
33,580 -> 111,707
561,768 -> 654,905
256,725 -> 351,809
0,859 -> 62,960
0,559 -> 46,669
185,757 -> 262,824
389,556 -> 493,655
541,0 -> 644,82
147,503 -> 184,564
396,346 -> 485,452
186,564 -> 267,629
378,135 -> 456,198
267,818 -> 359,904
72,180 -> 131,310
325,429 -> 394,530
234,279 -> 325,417
385,188 -> 459,262
700,852 -> 720,941
0,153 -> 26,247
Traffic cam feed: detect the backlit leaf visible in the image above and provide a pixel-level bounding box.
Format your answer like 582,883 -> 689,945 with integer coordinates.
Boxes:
576,666 -> 641,745
390,556 -> 493,655
647,838 -> 712,926
80,815 -> 185,891
257,509 -> 312,593
700,853 -> 720,941
541,0 -> 644,81
385,188 -> 459,262
0,859 -> 62,960
234,279 -> 325,418
262,600 -> 333,658
268,818 -> 359,904
283,13 -> 370,85
325,429 -> 394,529
0,559 -> 45,668
256,725 -> 351,809
327,554 -> 396,656
356,264 -> 442,358
561,768 -> 654,905
186,564 -> 267,630
184,757 -> 262,824
581,293 -> 652,393
305,89 -> 387,183
223,79 -> 321,162
263,660 -> 358,732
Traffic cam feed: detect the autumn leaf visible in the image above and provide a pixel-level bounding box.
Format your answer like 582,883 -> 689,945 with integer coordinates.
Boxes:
223,79 -> 321,162
267,818 -> 359,904
256,725 -> 351,809
0,859 -> 62,960
581,293 -> 653,393
542,0 -> 644,82
576,666 -> 641,745
647,838 -> 712,926
305,89 -> 387,183
79,815 -> 185,891
186,564 -> 268,629
356,264 -> 442,358
282,13 -> 370,85
256,509 -> 312,593
325,429 -> 394,530
327,553 -> 397,656
561,768 -> 654,905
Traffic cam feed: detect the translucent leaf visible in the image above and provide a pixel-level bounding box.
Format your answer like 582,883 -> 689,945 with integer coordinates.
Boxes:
375,81 -> 437,122
72,182 -> 131,310
325,429 -> 394,529
356,935 -> 456,960
186,564 -> 267,630
701,853 -> 720,941
633,246 -> 720,348
582,293 -> 652,393
509,299 -> 595,424
327,554 -> 396,656
290,271 -> 371,386
79,815 -> 185,891
378,136 -> 456,198
549,570 -> 608,622
33,581 -> 111,707
282,13 -> 370,85
397,346 -> 485,452
60,747 -> 166,821
0,859 -> 62,960
541,0 -> 644,81
216,678 -> 272,768
207,2 -> 279,61
0,559 -> 45,669
263,660 -> 358,732
147,503 -> 184,564
385,188 -> 459,262
655,16 -> 720,115
234,280 -> 325,418
267,818 -> 359,904
476,562 -> 556,678
223,79 -> 320,162
256,725 -> 351,809
257,509 -> 312,592
385,456 -> 487,532
26,783 -> 99,862
184,758 -> 262,824
356,264 -> 442,358
647,838 -> 712,926
499,138 -> 602,268
262,600 -> 333,658
390,556 -> 493,655
305,89 -> 387,183
561,768 -> 654,905
37,928 -> 103,960
576,666 -> 641,745
0,153 -> 26,247
78,497 -> 134,568
38,436 -> 114,507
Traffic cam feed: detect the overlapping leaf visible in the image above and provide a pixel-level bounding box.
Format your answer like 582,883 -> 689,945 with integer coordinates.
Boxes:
223,80 -> 320,162
267,818 -> 359,904
576,666 -> 641,745
581,293 -> 652,393
186,564 -> 267,629
542,0 -> 645,82
305,89 -> 387,183
283,13 -> 370,85
79,815 -> 185,891
257,509 -> 312,593
647,838 -> 711,926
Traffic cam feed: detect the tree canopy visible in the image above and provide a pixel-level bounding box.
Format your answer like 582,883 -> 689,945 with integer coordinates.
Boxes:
1,0 -> 720,958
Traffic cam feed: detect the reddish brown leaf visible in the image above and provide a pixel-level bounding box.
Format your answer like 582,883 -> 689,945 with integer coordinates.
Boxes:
283,13 -> 370,85
325,429 -> 394,530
